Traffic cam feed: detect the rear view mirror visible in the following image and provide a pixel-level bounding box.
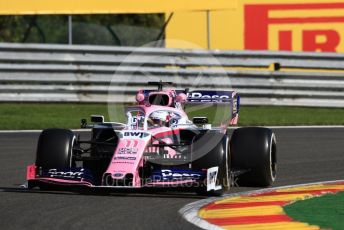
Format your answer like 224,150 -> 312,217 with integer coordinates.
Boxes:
91,115 -> 104,123
81,119 -> 87,128
193,117 -> 208,125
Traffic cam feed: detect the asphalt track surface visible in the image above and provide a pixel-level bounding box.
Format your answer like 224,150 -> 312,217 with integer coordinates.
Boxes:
1,128 -> 344,230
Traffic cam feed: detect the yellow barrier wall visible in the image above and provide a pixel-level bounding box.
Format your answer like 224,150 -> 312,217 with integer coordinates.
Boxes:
166,0 -> 344,52
0,0 -> 236,15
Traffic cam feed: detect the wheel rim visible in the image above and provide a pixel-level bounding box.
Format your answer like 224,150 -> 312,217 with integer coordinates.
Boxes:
224,136 -> 231,190
70,135 -> 76,168
270,134 -> 277,181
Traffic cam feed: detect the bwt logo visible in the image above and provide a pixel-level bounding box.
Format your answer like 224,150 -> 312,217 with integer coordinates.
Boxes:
123,131 -> 149,139
124,132 -> 145,138
245,3 -> 344,52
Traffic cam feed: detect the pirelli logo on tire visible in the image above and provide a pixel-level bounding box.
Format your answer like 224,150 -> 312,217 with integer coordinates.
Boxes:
245,3 -> 344,52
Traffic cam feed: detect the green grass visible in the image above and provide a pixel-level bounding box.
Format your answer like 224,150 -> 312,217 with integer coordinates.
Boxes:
284,192 -> 344,230
0,103 -> 110,130
239,106 -> 344,126
1,103 -> 344,130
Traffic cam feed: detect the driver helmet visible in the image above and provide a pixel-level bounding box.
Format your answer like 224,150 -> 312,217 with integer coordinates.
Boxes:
149,111 -> 171,127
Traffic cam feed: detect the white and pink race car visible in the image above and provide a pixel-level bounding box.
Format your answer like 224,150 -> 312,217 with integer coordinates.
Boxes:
26,82 -> 277,195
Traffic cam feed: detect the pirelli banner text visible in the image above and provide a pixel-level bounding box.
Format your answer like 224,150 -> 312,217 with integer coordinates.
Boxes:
166,0 -> 344,53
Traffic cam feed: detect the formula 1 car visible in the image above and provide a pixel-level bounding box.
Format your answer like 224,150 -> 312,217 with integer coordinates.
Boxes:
26,82 -> 277,195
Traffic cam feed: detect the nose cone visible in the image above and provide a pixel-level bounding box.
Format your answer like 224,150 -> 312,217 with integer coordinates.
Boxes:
103,131 -> 151,187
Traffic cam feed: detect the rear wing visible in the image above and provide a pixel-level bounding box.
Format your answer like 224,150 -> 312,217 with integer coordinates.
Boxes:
139,89 -> 240,125
185,90 -> 240,125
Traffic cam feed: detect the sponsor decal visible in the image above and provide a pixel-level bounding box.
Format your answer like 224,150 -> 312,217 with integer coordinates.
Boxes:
116,140 -> 139,155
245,3 -> 344,52
113,161 -> 135,165
152,169 -> 204,181
207,167 -> 222,191
113,173 -> 124,178
113,156 -> 136,161
41,168 -> 94,183
119,147 -> 138,154
123,131 -> 149,139
47,168 -> 84,179
187,91 -> 232,102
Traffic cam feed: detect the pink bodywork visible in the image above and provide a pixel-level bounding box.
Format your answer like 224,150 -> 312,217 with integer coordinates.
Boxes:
103,105 -> 187,187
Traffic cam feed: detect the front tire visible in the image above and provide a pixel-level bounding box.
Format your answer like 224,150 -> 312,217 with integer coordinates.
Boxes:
36,128 -> 76,170
230,127 -> 277,187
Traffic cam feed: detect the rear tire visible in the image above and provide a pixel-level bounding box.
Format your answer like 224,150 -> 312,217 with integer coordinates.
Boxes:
35,129 -> 76,186
230,127 -> 277,187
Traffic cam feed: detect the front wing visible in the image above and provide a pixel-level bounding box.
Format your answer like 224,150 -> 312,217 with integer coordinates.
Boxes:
26,164 -> 222,191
